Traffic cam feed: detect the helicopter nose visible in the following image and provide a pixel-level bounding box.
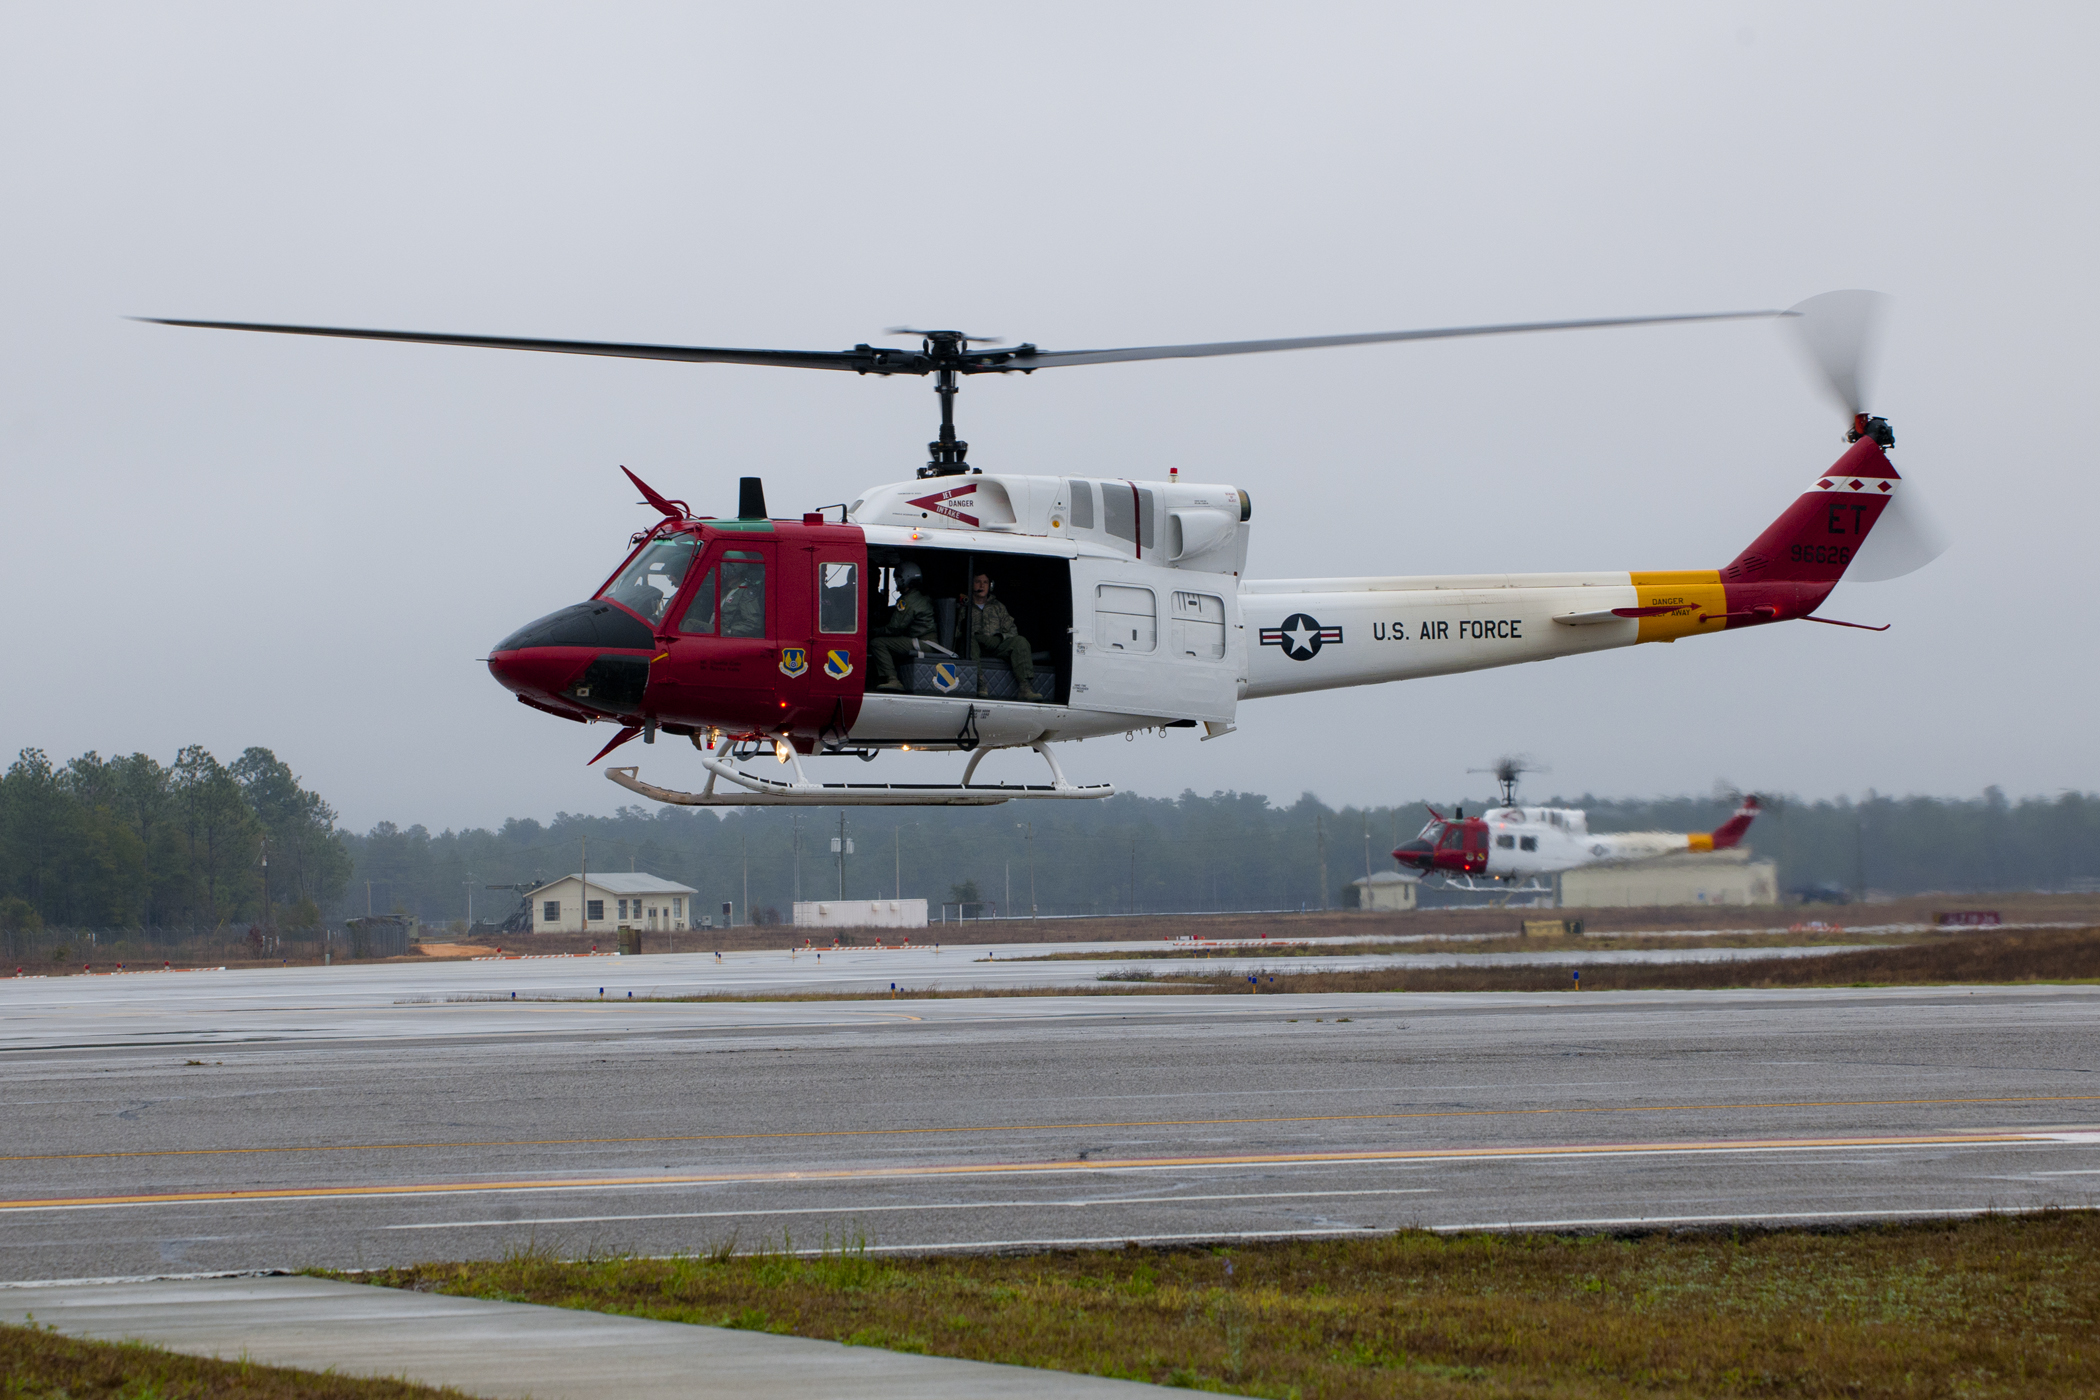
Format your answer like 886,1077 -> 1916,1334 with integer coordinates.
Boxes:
486,647 -> 585,702
1392,840 -> 1432,868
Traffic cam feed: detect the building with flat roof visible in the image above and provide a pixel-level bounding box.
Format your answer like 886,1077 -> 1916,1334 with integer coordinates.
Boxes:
793,898 -> 929,930
1558,847 -> 1778,909
526,873 -> 697,935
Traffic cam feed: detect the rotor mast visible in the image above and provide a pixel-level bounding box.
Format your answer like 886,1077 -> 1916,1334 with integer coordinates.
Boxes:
916,331 -> 975,478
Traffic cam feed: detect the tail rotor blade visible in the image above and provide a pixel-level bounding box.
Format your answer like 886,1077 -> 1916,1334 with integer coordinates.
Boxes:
1786,290 -> 1887,418
1847,479 -> 1950,581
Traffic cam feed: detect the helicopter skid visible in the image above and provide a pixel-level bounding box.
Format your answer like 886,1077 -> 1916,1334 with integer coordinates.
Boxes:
604,739 -> 1113,807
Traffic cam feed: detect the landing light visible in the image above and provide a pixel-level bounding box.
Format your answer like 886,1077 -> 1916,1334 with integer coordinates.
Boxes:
774,740 -> 790,764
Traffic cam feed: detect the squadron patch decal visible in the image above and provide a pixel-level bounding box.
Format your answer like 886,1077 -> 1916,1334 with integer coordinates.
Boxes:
1259,612 -> 1343,661
778,647 -> 809,678
823,648 -> 853,680
931,660 -> 961,693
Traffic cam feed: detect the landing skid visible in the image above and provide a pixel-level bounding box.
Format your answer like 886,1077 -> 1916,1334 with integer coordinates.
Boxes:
605,738 -> 1114,807
1429,875 -> 1556,907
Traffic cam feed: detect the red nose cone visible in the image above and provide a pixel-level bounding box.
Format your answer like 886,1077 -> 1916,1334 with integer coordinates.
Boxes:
488,648 -> 586,700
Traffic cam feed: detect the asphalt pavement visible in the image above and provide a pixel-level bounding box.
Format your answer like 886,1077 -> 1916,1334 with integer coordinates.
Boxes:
2,948 -> 2095,1283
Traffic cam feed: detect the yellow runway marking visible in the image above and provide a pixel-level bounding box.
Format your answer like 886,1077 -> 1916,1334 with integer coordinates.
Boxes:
5,1093 -> 2097,1166
0,1130 -> 2063,1211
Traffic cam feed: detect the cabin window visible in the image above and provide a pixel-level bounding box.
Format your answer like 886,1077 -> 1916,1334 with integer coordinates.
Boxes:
1496,834 -> 1515,849
719,552 -> 767,638
542,900 -> 560,922
1066,480 -> 1095,530
1095,584 -> 1156,652
587,899 -> 604,921
678,569 -> 718,633
818,561 -> 858,633
1520,835 -> 1538,851
1101,484 -> 1136,548
1169,591 -> 1227,659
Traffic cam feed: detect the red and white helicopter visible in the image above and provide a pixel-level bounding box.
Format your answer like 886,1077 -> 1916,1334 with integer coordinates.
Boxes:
149,292 -> 1939,806
1393,759 -> 1761,886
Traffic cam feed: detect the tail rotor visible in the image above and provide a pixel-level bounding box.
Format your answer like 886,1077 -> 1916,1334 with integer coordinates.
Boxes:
1783,291 -> 1948,581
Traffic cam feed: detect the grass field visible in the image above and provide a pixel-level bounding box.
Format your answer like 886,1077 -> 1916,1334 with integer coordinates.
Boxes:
0,1321 -> 465,1399
1131,924 -> 2100,994
353,1211 -> 2100,1398
1021,929 -> 1929,960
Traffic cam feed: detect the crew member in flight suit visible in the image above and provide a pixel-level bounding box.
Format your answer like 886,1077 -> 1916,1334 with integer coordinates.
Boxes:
869,561 -> 936,691
968,572 -> 1040,701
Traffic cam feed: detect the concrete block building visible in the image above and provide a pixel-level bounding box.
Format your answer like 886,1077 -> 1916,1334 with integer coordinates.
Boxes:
1558,847 -> 1778,909
527,873 -> 697,935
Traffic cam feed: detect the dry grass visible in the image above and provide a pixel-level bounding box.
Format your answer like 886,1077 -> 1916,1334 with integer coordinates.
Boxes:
352,1211 -> 2100,1398
1024,929 -> 1931,961
1150,925 -> 2100,995
0,1321 -> 467,1399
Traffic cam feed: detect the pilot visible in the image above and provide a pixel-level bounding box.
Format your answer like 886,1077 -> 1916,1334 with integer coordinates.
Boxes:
869,562 -> 936,692
967,572 -> 1040,702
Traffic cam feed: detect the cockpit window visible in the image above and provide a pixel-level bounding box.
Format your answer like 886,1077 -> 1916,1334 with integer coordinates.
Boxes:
602,534 -> 699,625
1437,824 -> 1466,849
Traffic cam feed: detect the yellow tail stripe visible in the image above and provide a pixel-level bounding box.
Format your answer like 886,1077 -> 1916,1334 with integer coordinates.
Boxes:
1628,570 -> 1726,643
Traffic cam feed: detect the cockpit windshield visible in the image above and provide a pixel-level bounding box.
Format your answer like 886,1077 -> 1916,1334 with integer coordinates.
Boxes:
601,533 -> 700,626
1436,823 -> 1467,850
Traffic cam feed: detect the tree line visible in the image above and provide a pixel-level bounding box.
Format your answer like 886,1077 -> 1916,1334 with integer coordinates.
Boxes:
0,746 -> 352,935
342,785 -> 2100,928
6,743 -> 2096,934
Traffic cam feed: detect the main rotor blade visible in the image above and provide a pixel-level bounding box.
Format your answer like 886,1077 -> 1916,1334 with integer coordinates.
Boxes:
986,309 -> 1786,370
136,319 -> 880,372
1784,290 -> 1886,417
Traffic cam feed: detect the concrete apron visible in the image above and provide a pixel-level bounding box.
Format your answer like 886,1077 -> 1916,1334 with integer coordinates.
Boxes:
3,1274 -> 1169,1398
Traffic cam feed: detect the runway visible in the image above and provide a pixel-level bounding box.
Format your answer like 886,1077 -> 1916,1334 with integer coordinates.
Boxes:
2,952 -> 2095,1282
0,934 -> 1870,1046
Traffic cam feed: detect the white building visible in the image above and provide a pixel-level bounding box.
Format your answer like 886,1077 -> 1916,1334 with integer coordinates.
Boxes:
527,872 -> 698,935
793,898 -> 929,930
1346,871 -> 1419,911
1558,848 -> 1778,909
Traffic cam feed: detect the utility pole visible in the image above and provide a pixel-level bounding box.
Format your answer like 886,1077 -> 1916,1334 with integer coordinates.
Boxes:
1017,822 -> 1035,917
833,812 -> 851,898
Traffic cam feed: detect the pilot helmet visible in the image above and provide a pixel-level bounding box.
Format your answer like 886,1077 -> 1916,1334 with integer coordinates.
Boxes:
895,561 -> 923,589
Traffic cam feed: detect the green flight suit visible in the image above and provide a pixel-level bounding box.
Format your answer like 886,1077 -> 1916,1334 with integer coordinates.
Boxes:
969,596 -> 1037,698
869,586 -> 936,688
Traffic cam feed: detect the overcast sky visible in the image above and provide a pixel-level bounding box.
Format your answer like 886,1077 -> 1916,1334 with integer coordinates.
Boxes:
3,4 -> 2094,832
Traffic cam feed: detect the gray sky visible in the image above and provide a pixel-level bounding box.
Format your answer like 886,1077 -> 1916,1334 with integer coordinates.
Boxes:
4,4 -> 2095,832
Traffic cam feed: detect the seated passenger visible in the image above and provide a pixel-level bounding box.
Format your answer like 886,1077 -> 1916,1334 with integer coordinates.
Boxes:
968,572 -> 1039,702
869,562 -> 935,692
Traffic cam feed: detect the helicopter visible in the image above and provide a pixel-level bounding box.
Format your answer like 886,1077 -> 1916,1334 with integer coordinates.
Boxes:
145,291 -> 1939,806
1393,757 -> 1761,886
